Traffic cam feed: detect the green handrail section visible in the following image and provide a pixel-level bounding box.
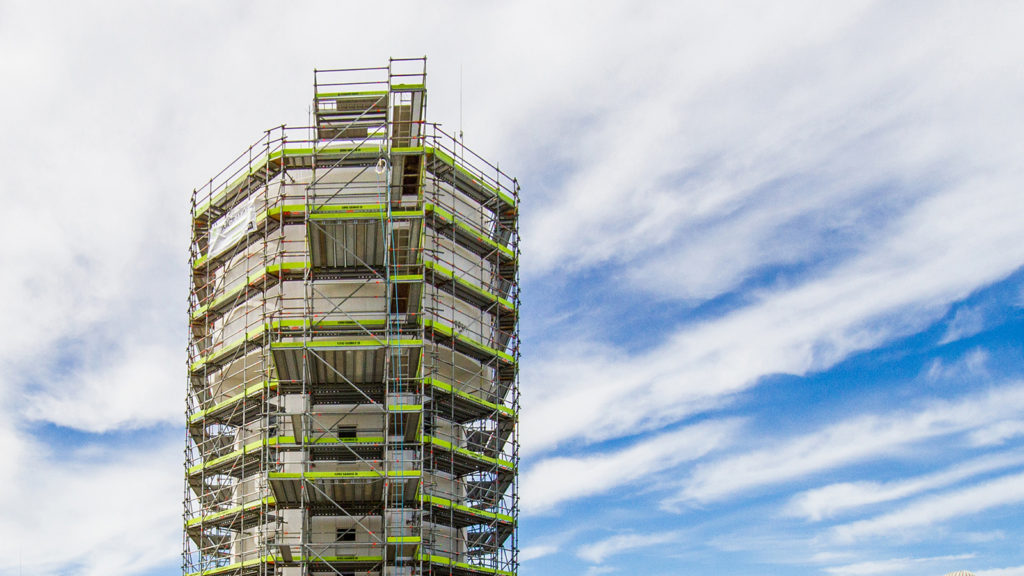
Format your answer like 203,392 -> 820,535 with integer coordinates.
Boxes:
188,436 -> 388,476
193,140 -> 514,227
419,434 -> 515,471
193,257 -> 508,324
270,554 -> 383,563
424,377 -> 515,418
190,324 -> 269,372
190,314 -> 510,373
189,380 -> 278,425
420,493 -> 515,524
269,469 -> 421,480
194,146 -> 382,220
417,553 -> 516,576
186,496 -> 276,528
185,557 -> 264,576
422,318 -> 514,364
270,338 -> 421,350
191,262 -> 309,319
186,553 -> 393,576
191,325 -> 419,373
193,202 -> 402,270
315,89 -> 389,99
309,208 -> 423,221
426,148 -> 515,209
424,260 -> 515,312
425,203 -> 515,260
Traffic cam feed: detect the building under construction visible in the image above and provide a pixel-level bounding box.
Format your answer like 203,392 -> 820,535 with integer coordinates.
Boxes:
184,58 -> 519,576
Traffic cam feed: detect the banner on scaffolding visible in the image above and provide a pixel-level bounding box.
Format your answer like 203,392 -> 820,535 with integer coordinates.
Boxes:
208,196 -> 256,258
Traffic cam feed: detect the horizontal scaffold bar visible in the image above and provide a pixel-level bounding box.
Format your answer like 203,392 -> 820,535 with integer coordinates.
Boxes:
420,434 -> 515,471
420,493 -> 515,524
189,377 -> 510,432
185,496 -> 276,528
426,147 -> 515,209
422,318 -> 514,364
184,557 -> 264,576
190,323 -> 420,372
270,554 -> 384,564
192,202 -> 425,270
191,262 -> 308,318
424,260 -> 515,313
189,380 -> 277,425
269,469 -> 420,479
194,146 -> 385,220
425,203 -> 515,261
187,435 -> 388,476
185,555 -> 515,576
270,338 -> 421,350
417,553 -> 516,576
425,377 -> 516,418
192,314 -> 509,374
315,89 -> 389,99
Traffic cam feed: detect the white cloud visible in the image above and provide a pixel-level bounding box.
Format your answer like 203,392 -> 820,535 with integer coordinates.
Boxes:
786,450 -> 1024,521
577,531 -> 683,564
672,383 -> 1024,505
21,341 -> 181,432
523,174 -> 1024,457
979,566 -> 1024,576
926,349 -> 991,383
832,470 -> 1024,542
520,544 -> 560,562
824,554 -> 975,576
941,304 -> 989,344
521,419 -> 740,515
523,1 -> 1024,307
0,429 -> 181,576
968,421 -> 1024,447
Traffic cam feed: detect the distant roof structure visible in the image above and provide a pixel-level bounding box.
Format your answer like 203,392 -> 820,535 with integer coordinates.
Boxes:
943,571 -> 976,576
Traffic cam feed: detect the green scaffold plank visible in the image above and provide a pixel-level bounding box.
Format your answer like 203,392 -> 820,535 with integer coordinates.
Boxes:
425,203 -> 515,260
424,377 -> 515,418
424,260 -> 515,312
419,434 -> 515,471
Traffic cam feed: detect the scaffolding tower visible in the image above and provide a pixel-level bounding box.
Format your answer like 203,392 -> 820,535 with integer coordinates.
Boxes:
184,58 -> 519,576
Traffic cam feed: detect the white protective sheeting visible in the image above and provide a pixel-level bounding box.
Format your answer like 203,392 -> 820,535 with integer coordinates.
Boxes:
209,196 -> 256,258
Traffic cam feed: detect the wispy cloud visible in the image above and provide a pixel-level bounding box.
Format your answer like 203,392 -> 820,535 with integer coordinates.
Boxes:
521,419 -> 741,514
824,554 -> 975,576
941,304 -> 990,344
671,382 -> 1024,506
520,544 -> 560,563
577,531 -> 684,564
523,178 -> 1024,457
21,341 -> 180,432
0,429 -> 181,576
832,470 -> 1024,542
786,450 -> 1024,521
969,421 -> 1024,447
979,566 -> 1024,576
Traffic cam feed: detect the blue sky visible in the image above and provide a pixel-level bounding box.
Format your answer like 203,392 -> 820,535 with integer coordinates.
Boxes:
1,1 -> 1023,575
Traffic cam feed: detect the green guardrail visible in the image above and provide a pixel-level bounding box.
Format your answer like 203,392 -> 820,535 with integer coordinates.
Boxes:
424,260 -> 515,312
425,203 -> 515,260
424,377 -> 515,418
420,434 -> 515,471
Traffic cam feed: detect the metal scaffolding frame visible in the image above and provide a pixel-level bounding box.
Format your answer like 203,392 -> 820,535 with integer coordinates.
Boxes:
184,57 -> 519,576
